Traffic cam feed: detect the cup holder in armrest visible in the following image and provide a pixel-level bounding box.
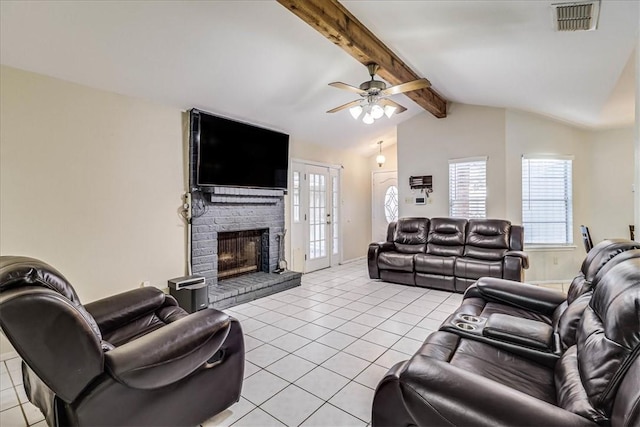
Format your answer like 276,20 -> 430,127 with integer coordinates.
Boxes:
454,322 -> 477,331
458,314 -> 483,323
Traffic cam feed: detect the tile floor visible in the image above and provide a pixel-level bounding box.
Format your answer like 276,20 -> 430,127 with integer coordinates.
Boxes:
0,260 -> 566,427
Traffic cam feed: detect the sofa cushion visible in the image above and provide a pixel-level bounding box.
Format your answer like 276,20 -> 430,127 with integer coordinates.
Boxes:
378,252 -> 415,272
464,219 -> 511,260
416,332 -> 556,404
426,217 -> 467,257
414,254 -> 456,275
415,273 -> 455,291
455,257 -> 503,279
555,346 -> 603,422
393,217 -> 428,254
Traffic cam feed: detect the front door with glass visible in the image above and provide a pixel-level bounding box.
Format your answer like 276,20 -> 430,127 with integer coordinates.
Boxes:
372,171 -> 398,242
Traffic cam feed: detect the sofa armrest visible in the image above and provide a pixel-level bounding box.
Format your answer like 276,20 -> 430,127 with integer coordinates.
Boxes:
466,277 -> 566,316
104,308 -> 231,389
503,251 -> 529,282
368,241 -> 395,279
505,250 -> 529,269
484,313 -> 555,351
85,287 -> 175,334
399,356 -> 597,427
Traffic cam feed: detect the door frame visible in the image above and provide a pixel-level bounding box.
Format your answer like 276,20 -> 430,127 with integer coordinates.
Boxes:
371,170 -> 398,243
290,159 -> 342,273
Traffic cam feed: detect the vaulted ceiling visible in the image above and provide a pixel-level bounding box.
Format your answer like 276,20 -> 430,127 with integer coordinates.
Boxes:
1,1 -> 637,154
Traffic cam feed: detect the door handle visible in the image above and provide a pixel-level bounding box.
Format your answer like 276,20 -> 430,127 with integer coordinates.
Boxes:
326,221 -> 331,224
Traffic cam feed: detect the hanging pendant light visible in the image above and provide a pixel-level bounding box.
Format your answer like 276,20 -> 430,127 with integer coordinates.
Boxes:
376,141 -> 386,167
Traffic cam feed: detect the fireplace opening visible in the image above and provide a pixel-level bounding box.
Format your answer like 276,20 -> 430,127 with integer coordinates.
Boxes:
217,229 -> 267,280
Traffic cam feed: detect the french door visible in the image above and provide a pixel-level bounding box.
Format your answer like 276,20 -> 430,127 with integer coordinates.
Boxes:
291,161 -> 340,273
372,170 -> 398,242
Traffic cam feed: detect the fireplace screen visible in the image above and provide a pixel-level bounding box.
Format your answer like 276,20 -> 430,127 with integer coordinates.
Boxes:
217,230 -> 264,280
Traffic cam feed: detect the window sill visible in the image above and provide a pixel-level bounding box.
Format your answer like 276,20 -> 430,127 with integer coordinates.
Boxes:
524,245 -> 577,252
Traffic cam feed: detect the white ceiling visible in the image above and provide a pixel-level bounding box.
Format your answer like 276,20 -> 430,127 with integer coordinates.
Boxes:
1,1 -> 637,154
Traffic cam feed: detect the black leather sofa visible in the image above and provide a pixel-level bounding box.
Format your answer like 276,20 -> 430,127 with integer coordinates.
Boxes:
372,239 -> 640,427
368,217 -> 529,292
0,256 -> 245,427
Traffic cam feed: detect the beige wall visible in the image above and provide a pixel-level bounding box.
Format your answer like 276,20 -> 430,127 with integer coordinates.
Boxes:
0,66 -> 189,353
585,127 -> 635,243
0,66 -> 188,299
636,39 -> 640,238
397,104 -> 507,219
397,104 -> 635,283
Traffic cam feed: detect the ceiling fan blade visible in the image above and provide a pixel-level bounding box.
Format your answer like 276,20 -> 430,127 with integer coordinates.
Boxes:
379,98 -> 408,114
326,99 -> 362,114
380,78 -> 430,96
328,82 -> 367,95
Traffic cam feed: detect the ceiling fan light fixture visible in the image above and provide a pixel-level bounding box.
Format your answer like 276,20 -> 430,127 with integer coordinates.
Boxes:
349,105 -> 363,120
384,105 -> 397,118
371,104 -> 384,120
327,63 -> 421,124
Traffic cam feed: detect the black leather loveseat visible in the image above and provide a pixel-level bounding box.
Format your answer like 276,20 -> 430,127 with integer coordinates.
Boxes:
372,239 -> 640,427
368,217 -> 528,292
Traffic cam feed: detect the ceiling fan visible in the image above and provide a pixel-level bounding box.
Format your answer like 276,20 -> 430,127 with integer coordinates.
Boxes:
327,63 -> 430,124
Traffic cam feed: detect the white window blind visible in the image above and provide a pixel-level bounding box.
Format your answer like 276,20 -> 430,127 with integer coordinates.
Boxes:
449,157 -> 487,218
522,155 -> 573,245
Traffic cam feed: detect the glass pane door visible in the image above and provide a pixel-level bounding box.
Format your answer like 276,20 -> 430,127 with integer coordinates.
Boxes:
305,166 -> 331,272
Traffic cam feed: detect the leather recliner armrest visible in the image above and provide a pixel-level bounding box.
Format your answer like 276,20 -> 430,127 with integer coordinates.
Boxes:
400,356 -> 597,427
368,241 -> 395,279
484,313 -> 555,351
466,277 -> 566,316
105,308 -> 231,389
505,250 -> 529,269
85,287 -> 172,334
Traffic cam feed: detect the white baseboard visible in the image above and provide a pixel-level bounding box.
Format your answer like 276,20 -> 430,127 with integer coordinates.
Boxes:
528,279 -> 572,285
339,256 -> 366,265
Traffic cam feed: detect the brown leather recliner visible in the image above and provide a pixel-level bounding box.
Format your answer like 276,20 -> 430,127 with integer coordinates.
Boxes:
372,253 -> 640,426
0,256 -> 244,426
444,239 -> 640,340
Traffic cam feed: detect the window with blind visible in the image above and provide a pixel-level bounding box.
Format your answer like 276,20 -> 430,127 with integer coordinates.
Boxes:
449,157 -> 487,218
522,155 -> 573,245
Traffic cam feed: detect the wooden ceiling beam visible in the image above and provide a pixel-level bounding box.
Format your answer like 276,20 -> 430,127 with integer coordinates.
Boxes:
277,0 -> 447,118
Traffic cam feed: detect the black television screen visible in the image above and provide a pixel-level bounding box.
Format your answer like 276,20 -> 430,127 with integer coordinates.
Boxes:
194,110 -> 289,190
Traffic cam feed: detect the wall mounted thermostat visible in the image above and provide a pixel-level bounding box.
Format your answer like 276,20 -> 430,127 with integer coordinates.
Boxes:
415,197 -> 426,205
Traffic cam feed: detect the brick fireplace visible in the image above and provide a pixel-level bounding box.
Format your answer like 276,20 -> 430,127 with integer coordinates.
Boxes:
190,186 -> 301,309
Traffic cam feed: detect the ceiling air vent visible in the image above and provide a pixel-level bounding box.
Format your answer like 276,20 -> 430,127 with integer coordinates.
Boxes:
552,1 -> 600,31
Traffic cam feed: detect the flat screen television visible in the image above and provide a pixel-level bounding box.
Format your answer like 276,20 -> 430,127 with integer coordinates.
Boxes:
192,109 -> 289,190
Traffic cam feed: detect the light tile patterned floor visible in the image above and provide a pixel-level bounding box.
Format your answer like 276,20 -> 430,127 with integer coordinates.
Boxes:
206,260 -> 465,426
0,260 -> 565,427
